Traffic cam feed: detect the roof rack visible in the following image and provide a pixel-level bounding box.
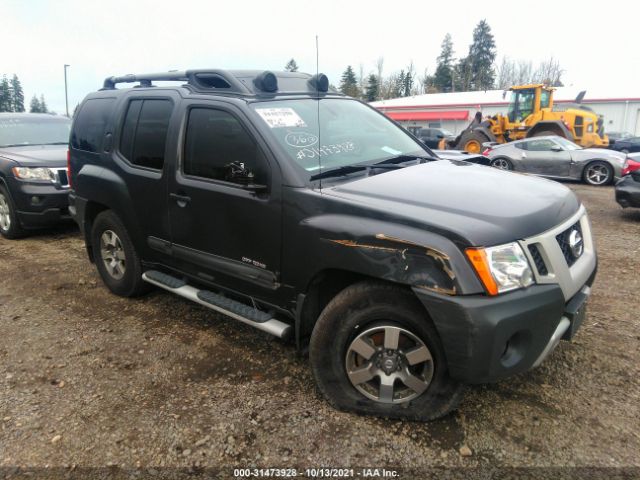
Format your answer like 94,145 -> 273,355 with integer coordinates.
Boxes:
102,69 -> 253,93
101,69 -> 333,95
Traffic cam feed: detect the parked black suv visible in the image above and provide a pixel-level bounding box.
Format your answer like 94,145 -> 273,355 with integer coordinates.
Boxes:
69,70 -> 597,420
0,113 -> 72,238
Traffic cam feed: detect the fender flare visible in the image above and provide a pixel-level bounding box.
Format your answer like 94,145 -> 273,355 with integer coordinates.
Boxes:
526,121 -> 575,142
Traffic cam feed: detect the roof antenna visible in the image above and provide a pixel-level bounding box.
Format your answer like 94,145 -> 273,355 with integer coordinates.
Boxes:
316,34 -> 322,192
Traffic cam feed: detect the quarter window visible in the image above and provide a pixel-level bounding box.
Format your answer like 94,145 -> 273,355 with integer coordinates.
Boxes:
71,98 -> 116,152
183,108 -> 268,185
119,98 -> 173,170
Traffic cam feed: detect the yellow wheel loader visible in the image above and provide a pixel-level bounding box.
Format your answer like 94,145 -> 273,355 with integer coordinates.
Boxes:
443,85 -> 609,153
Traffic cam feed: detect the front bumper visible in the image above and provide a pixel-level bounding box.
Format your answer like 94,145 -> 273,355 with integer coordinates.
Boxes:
615,175 -> 640,208
6,177 -> 72,228
412,268 -> 595,384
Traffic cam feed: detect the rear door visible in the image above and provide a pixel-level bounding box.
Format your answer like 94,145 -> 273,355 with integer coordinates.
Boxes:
111,93 -> 178,262
520,138 -> 571,177
167,101 -> 283,300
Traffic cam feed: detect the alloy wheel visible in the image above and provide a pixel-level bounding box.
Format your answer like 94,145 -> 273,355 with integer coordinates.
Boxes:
492,158 -> 511,170
100,230 -> 126,280
345,325 -> 434,404
586,164 -> 611,185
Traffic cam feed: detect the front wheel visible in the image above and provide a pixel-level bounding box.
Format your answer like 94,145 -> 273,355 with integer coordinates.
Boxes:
583,161 -> 613,186
309,282 -> 463,421
91,210 -> 148,297
0,185 -> 25,239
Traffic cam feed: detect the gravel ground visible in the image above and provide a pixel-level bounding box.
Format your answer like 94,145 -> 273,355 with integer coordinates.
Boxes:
0,183 -> 639,479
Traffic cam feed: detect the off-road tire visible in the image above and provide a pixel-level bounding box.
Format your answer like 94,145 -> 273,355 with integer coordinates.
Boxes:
309,281 -> 464,421
530,130 -> 561,138
0,184 -> 26,239
91,210 -> 148,297
458,131 -> 490,154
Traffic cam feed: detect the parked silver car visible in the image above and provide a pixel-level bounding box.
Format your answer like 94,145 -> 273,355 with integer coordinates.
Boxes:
483,136 -> 626,186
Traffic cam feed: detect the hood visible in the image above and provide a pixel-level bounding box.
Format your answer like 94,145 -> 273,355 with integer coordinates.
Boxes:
325,160 -> 580,247
0,145 -> 68,167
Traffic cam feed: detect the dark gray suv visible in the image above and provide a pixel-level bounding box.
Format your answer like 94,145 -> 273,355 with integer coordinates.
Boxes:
68,69 -> 597,421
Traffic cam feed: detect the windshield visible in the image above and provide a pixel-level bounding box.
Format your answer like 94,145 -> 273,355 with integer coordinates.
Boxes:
507,89 -> 535,122
0,116 -> 71,147
251,98 -> 427,174
554,136 -> 582,150
438,129 -> 454,137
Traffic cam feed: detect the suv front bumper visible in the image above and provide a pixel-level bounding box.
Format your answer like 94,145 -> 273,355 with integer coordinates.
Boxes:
6,177 -> 72,229
412,268 -> 596,384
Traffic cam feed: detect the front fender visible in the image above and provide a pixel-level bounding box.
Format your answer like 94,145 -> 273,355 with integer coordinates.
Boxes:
296,214 -> 484,296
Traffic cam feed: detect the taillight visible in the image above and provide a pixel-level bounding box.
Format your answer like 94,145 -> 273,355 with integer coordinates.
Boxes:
622,158 -> 640,176
67,149 -> 72,188
482,148 -> 492,156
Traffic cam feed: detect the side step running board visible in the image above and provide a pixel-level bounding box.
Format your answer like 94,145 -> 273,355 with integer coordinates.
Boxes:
142,270 -> 292,340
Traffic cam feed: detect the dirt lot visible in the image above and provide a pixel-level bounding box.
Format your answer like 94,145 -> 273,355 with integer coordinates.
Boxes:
1,183 -> 639,478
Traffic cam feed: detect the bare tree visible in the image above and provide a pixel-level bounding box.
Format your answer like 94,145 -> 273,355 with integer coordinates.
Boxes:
533,57 -> 564,86
376,57 -> 384,89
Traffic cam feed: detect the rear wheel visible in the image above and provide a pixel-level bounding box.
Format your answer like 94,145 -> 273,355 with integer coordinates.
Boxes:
458,131 -> 489,154
309,281 -> 463,421
0,185 -> 25,239
91,210 -> 148,297
490,157 -> 513,171
583,161 -> 613,186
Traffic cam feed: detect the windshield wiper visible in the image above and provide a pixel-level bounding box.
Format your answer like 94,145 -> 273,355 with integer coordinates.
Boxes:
309,163 -> 404,181
375,154 -> 439,166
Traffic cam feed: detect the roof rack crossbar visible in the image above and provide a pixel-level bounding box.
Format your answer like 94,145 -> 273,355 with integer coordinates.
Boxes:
102,69 -> 252,94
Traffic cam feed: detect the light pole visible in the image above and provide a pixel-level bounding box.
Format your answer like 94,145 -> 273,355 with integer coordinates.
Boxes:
64,64 -> 70,117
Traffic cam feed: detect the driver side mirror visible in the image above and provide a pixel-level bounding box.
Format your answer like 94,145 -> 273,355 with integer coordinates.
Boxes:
550,145 -> 562,152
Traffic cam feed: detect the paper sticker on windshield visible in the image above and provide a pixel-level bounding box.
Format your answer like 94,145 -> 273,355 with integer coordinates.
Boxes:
381,146 -> 401,155
256,108 -> 307,128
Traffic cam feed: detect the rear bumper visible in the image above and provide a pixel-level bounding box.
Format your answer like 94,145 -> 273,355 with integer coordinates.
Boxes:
615,176 -> 640,208
412,268 -> 596,384
6,177 -> 72,228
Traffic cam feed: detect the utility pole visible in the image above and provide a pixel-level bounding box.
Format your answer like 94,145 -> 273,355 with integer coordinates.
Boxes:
64,64 -> 70,117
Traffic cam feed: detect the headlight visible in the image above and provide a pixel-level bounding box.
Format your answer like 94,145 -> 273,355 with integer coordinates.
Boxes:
11,167 -> 56,182
465,242 -> 534,295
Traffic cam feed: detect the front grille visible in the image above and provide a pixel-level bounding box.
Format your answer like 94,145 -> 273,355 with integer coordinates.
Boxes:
528,244 -> 548,275
556,222 -> 583,267
574,116 -> 583,138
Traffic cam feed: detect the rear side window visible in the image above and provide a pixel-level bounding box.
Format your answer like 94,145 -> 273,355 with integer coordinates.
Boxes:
71,98 -> 116,152
119,98 -> 173,170
183,108 -> 268,185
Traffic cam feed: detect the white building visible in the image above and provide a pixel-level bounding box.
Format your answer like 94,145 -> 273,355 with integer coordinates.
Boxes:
371,87 -> 640,137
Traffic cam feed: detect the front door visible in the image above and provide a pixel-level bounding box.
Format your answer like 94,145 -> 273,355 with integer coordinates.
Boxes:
167,102 -> 282,300
521,138 -> 571,177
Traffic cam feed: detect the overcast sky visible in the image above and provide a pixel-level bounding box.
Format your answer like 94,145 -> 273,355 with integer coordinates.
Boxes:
3,0 -> 638,114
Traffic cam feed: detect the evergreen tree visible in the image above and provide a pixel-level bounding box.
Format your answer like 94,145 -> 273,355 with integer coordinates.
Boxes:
284,58 -> 299,72
0,76 -> 11,112
467,19 -> 496,90
454,56 -> 473,92
30,95 -> 41,113
364,73 -> 379,102
403,63 -> 414,97
10,75 -> 25,112
339,66 -> 360,98
39,94 -> 48,113
434,33 -> 455,92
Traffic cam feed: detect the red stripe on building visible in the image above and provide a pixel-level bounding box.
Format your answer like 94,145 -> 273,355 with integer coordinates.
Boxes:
384,110 -> 469,121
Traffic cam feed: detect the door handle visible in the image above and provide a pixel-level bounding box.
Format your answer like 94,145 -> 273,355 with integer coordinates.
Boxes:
521,152 -> 527,159
170,193 -> 191,207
